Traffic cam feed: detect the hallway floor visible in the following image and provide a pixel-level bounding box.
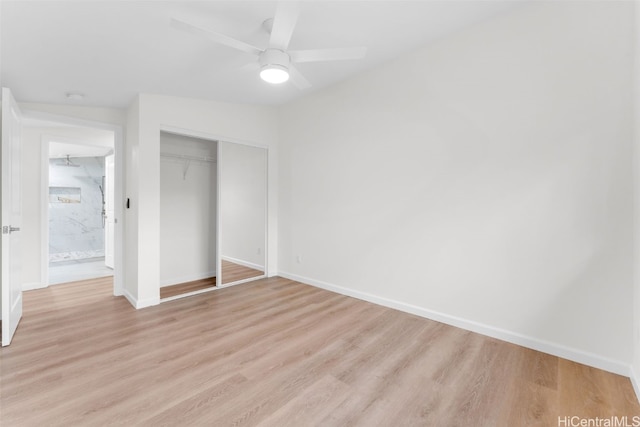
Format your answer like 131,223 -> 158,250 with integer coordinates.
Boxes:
49,258 -> 113,285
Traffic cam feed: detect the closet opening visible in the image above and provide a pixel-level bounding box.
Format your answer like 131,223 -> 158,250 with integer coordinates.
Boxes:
159,132 -> 218,301
158,129 -> 268,302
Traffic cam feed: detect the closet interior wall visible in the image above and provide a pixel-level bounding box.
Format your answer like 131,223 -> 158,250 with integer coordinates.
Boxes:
159,132 -> 217,287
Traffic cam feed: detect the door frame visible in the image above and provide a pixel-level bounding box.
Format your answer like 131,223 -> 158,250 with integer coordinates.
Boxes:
41,135 -> 114,287
104,153 -> 115,269
28,110 -> 124,296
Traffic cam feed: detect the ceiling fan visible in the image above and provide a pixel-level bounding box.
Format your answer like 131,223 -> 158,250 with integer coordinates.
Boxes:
171,1 -> 367,89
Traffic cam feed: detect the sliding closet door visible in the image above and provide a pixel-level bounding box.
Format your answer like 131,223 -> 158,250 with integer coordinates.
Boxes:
218,141 -> 267,285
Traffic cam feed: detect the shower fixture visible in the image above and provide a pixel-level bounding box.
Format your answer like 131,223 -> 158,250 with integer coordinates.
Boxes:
59,155 -> 80,167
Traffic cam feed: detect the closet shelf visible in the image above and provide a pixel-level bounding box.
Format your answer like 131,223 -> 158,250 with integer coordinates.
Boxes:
160,152 -> 216,163
161,152 -> 215,179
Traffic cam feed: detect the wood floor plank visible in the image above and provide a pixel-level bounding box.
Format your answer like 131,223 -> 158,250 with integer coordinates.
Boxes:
516,347 -> 559,391
160,276 -> 217,299
1,276 -> 639,426
558,358 -> 640,418
496,379 -> 558,427
255,374 -> 351,427
160,260 -> 264,300
221,260 -> 263,284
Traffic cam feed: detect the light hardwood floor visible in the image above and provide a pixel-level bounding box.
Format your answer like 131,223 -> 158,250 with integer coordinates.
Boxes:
160,261 -> 263,300
1,276 -> 639,426
160,277 -> 217,300
221,259 -> 263,284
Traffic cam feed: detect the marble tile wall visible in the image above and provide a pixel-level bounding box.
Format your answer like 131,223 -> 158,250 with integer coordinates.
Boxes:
49,156 -> 105,263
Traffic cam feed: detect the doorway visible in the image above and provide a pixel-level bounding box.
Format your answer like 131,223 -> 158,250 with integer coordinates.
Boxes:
23,111 -> 124,296
47,143 -> 114,284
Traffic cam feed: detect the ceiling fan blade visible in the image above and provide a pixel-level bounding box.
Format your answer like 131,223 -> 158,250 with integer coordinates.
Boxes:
290,47 -> 367,63
171,18 -> 262,57
269,1 -> 300,50
289,65 -> 311,90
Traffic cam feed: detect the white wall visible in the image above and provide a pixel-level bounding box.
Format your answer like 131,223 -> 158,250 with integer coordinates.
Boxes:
632,0 -> 640,400
219,141 -> 267,270
278,1 -> 634,373
20,128 -> 43,288
160,132 -> 217,286
0,3 -> 3,90
125,94 -> 277,308
124,97 -> 140,303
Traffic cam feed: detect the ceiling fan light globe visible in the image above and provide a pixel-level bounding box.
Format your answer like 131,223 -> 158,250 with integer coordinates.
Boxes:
260,65 -> 289,84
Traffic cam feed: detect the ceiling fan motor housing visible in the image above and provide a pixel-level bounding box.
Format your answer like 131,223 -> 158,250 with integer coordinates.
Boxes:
260,48 -> 290,70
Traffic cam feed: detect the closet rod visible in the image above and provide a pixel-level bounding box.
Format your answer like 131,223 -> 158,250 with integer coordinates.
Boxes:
160,152 -> 216,163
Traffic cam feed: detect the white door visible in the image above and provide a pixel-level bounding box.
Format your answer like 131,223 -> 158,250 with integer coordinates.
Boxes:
1,88 -> 23,346
104,154 -> 115,269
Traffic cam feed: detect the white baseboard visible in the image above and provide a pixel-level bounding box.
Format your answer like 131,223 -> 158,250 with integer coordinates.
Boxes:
22,282 -> 47,291
160,270 -> 216,287
222,256 -> 264,272
136,296 -> 159,309
123,289 -> 137,308
123,288 -> 159,309
631,365 -> 640,404
278,271 -> 631,377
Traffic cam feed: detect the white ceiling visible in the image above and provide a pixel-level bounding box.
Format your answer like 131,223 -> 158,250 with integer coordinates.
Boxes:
49,141 -> 113,159
1,1 -> 521,109
21,115 -> 115,158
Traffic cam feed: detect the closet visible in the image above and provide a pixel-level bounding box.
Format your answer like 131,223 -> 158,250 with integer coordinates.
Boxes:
159,131 -> 267,301
159,132 -> 217,299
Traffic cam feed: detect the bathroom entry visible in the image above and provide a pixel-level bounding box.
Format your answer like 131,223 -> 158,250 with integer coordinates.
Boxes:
47,141 -> 115,284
